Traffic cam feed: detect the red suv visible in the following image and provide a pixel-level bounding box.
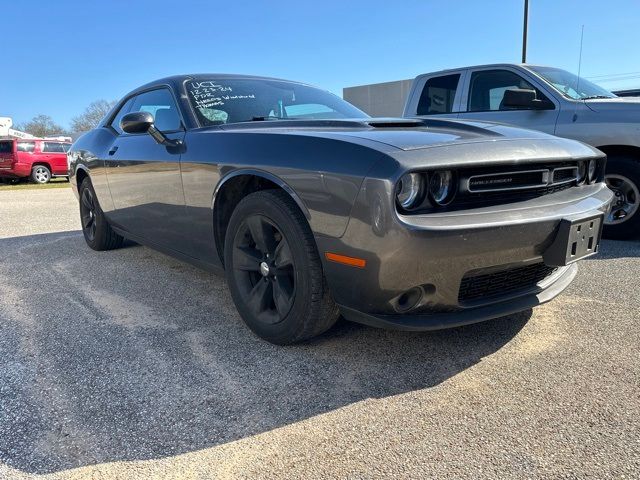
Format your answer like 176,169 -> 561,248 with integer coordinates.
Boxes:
0,138 -> 71,184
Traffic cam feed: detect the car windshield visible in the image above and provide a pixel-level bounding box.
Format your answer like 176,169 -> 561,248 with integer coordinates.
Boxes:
529,66 -> 616,100
185,78 -> 368,126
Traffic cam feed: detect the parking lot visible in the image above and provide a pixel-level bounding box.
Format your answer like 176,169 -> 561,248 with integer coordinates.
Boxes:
0,187 -> 638,479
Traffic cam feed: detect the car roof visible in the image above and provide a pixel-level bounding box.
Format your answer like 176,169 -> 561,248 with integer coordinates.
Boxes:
130,73 -> 316,95
413,63 -> 554,79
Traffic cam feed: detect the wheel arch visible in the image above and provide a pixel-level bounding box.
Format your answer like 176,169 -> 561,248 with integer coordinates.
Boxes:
596,144 -> 640,161
31,161 -> 52,172
212,169 -> 312,266
75,165 -> 90,187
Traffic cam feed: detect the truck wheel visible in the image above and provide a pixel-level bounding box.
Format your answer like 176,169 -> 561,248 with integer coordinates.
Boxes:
603,156 -> 640,240
31,165 -> 51,184
79,177 -> 124,251
224,190 -> 339,344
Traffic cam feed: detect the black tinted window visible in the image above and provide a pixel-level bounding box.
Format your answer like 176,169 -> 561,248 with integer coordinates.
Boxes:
129,89 -> 181,132
17,142 -> 36,152
42,142 -> 66,153
186,79 -> 366,126
468,70 -> 550,111
110,97 -> 135,134
417,74 -> 461,115
0,141 -> 14,153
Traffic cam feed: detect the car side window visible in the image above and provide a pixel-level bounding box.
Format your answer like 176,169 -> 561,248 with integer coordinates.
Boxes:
468,70 -> 552,112
42,142 -> 66,153
110,97 -> 135,134
17,142 -> 36,153
129,89 -> 182,132
417,74 -> 461,115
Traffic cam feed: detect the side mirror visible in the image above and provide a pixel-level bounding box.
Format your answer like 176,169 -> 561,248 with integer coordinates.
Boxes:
120,111 -> 182,147
502,88 -> 552,110
121,111 -> 154,134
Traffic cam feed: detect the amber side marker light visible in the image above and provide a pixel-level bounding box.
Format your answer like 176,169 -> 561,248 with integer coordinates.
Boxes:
325,252 -> 367,268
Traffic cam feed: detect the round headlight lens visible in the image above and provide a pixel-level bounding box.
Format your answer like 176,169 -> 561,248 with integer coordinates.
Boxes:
588,159 -> 597,183
396,173 -> 424,209
429,170 -> 456,205
577,161 -> 587,184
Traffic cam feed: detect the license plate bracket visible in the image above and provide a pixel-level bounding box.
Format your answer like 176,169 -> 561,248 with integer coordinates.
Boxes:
543,213 -> 604,267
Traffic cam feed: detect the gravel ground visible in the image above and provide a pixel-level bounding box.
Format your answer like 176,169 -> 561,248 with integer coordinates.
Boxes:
0,188 -> 638,479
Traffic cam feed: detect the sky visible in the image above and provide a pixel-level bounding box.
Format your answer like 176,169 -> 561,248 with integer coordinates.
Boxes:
2,0 -> 639,129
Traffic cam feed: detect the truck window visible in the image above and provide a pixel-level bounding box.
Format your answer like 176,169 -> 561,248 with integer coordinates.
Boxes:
42,142 -> 66,153
417,74 -> 461,115
468,70 -> 550,112
0,141 -> 14,153
17,142 -> 36,153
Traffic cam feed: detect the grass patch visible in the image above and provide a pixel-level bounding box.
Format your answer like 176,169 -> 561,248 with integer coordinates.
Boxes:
0,178 -> 70,191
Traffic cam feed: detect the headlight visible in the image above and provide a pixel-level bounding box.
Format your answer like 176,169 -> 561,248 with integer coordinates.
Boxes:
577,161 -> 587,184
587,159 -> 597,183
396,173 -> 424,209
429,170 -> 456,205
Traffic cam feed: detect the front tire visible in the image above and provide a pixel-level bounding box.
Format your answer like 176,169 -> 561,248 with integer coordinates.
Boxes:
224,190 -> 339,344
604,156 -> 640,240
79,177 -> 124,251
31,165 -> 51,184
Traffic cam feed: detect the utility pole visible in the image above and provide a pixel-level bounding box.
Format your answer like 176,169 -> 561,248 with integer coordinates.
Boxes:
522,0 -> 529,63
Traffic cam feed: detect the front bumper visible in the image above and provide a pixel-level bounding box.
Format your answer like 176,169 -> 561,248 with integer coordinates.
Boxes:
339,263 -> 576,330
316,181 -> 613,331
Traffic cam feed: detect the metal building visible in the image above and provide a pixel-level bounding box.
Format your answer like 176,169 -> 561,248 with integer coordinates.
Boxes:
343,79 -> 412,117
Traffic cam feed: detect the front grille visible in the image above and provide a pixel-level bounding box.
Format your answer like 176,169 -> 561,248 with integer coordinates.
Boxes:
453,182 -> 574,208
468,169 -> 549,192
458,263 -> 558,304
552,167 -> 578,183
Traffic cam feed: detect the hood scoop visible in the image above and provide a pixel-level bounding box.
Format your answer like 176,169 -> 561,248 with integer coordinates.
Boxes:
366,118 -> 426,128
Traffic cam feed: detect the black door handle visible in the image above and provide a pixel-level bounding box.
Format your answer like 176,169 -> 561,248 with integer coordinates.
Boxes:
108,146 -> 119,155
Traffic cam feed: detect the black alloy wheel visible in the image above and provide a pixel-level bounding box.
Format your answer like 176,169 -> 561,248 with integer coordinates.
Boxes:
231,214 -> 296,324
80,186 -> 98,242
78,177 -> 124,251
224,190 -> 339,344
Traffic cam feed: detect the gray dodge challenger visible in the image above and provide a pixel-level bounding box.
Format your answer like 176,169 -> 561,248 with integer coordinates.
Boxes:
68,74 -> 613,344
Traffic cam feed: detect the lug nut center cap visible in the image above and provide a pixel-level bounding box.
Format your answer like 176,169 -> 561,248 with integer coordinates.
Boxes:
260,261 -> 270,277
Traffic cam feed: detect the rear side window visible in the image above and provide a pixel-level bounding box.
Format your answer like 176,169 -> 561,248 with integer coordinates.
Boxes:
0,141 -> 14,153
129,89 -> 182,132
417,74 -> 461,115
17,142 -> 36,152
468,69 -> 551,111
42,142 -> 66,153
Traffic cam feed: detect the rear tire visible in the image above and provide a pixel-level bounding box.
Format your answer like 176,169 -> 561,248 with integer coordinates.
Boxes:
31,165 -> 51,184
79,177 -> 124,251
603,156 -> 640,240
224,190 -> 339,344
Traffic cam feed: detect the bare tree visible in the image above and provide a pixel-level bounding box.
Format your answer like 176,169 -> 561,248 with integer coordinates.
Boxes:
70,100 -> 117,133
15,115 -> 67,138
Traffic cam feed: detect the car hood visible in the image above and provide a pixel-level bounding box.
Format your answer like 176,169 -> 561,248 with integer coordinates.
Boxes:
585,96 -> 640,113
218,117 -> 560,152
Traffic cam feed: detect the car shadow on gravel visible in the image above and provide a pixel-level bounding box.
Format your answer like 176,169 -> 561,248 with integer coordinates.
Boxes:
588,238 -> 640,260
0,231 -> 530,475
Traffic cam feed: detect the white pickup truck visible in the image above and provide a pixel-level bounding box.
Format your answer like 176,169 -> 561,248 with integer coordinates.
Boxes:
403,64 -> 640,239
